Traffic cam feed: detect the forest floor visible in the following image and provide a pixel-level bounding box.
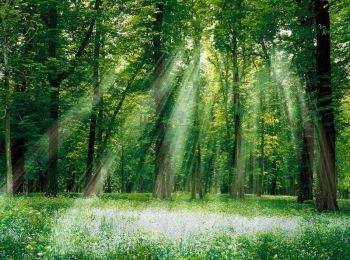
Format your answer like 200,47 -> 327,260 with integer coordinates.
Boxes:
0,193 -> 349,259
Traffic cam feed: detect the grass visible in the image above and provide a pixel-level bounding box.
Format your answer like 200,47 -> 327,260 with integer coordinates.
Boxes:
0,193 -> 349,259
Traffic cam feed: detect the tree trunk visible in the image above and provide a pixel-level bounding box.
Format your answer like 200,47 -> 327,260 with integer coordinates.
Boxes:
11,24 -> 33,194
12,78 -> 27,194
44,0 -> 100,196
294,0 -> 315,203
190,48 -> 202,200
298,96 -> 314,202
271,159 -> 277,195
314,0 -> 338,210
248,152 -> 254,194
191,158 -> 197,200
46,4 -> 59,196
231,35 -> 244,199
84,9 -> 101,197
120,143 -> 126,193
257,95 -> 265,197
153,2 -> 168,199
3,31 -> 13,195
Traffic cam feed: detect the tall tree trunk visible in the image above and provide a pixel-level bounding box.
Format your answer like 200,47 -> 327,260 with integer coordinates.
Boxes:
84,9 -> 101,197
190,47 -> 202,200
120,143 -> 126,193
257,93 -> 265,197
191,158 -> 197,200
298,82 -> 314,202
153,2 -> 168,199
12,79 -> 27,194
3,29 -> 13,195
44,0 -> 99,196
231,35 -> 244,199
314,0 -> 338,210
46,4 -> 59,196
294,0 -> 315,203
271,158 -> 278,195
248,152 -> 254,194
12,24 -> 33,193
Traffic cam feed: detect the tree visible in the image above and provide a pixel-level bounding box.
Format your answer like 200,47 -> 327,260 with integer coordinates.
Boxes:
314,0 -> 338,210
43,0 -> 100,196
1,1 -> 13,195
84,0 -> 103,197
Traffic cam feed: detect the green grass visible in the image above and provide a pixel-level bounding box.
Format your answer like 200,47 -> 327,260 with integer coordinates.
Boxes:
0,193 -> 349,259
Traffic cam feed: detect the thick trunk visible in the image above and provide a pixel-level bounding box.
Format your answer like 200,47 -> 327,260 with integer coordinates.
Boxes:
12,138 -> 25,193
314,0 -> 338,210
295,0 -> 315,203
45,0 -> 100,196
298,98 -> 314,202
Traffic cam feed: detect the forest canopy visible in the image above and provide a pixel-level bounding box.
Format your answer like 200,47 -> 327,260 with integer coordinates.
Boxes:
0,0 -> 349,212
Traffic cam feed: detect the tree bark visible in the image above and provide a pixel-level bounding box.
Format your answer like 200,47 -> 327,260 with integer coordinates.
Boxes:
298,85 -> 314,202
153,2 -> 168,199
257,93 -> 265,197
3,28 -> 13,195
120,143 -> 126,193
11,23 -> 33,193
294,0 -> 315,203
314,0 -> 338,210
44,0 -> 100,196
46,3 -> 59,196
231,34 -> 244,199
84,5 -> 102,196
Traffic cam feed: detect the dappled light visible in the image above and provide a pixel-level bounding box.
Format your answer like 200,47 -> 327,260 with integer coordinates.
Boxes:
0,0 -> 349,259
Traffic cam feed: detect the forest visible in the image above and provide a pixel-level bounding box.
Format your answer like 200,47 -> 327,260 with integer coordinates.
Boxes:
0,0 -> 350,259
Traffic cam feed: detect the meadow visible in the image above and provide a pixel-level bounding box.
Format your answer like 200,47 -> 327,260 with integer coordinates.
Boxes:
0,194 -> 349,259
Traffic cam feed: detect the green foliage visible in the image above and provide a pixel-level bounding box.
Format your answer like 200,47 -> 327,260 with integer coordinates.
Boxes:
0,195 -> 349,259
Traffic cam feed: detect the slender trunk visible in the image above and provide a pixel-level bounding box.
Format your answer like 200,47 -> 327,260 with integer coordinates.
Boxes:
197,142 -> 203,199
231,35 -> 244,199
191,158 -> 196,200
12,25 -> 33,193
191,48 -> 202,199
66,168 -> 75,192
12,78 -> 27,194
153,2 -> 167,199
314,0 -> 338,210
46,4 -> 59,196
257,94 -> 265,197
248,152 -> 254,194
104,172 -> 112,193
84,11 -> 101,196
120,143 -> 126,193
3,33 -> 13,195
271,159 -> 277,195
